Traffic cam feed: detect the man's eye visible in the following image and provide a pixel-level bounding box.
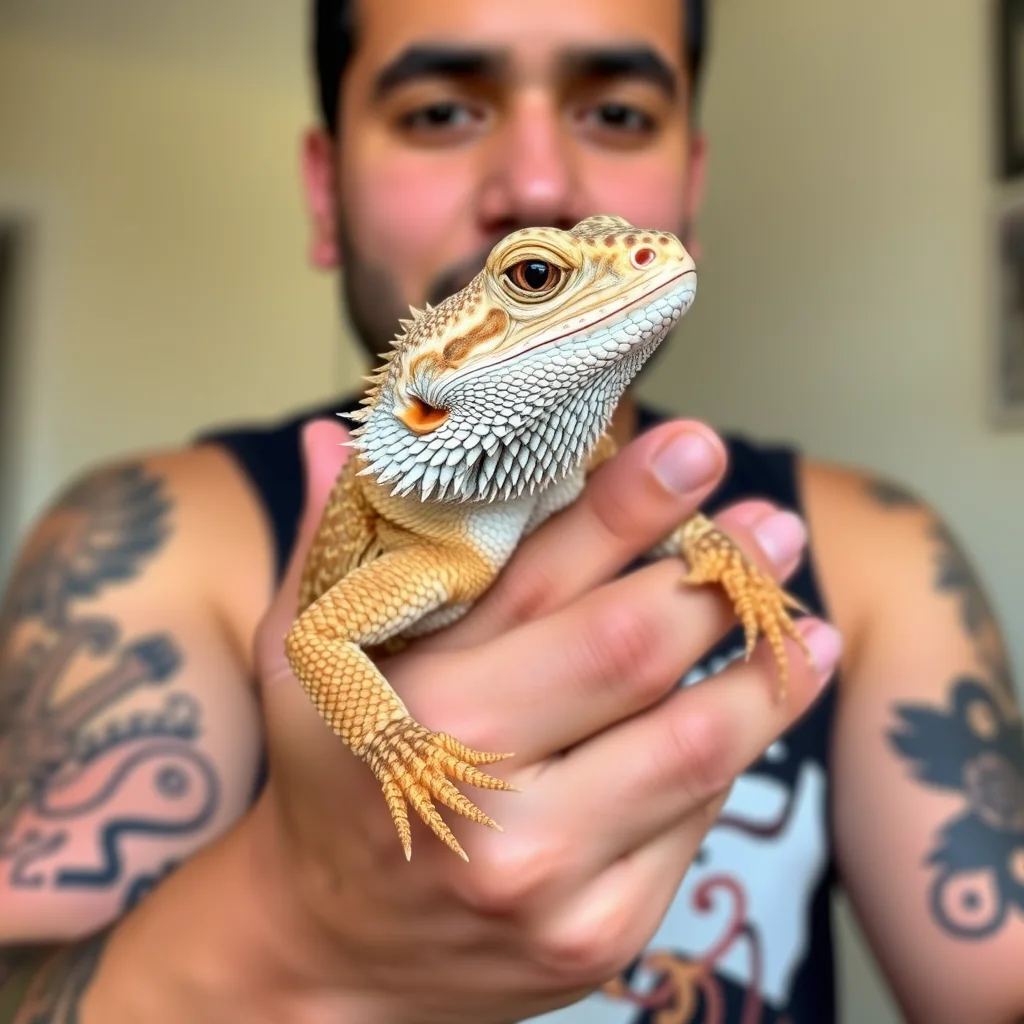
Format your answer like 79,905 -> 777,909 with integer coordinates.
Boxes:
400,102 -> 475,129
584,103 -> 655,132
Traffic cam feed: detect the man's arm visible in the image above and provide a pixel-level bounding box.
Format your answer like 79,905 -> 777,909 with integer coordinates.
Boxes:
0,445 -> 272,1017
803,462 -> 1024,1023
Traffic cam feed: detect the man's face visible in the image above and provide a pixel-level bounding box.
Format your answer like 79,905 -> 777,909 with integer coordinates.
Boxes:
302,0 -> 707,362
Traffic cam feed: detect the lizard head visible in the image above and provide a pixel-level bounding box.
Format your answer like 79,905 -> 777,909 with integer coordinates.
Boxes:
345,214 -> 697,502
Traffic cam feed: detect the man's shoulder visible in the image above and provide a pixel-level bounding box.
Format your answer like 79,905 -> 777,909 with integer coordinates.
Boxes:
29,439 -> 255,537
16,438 -> 279,654
190,396 -> 360,578
706,423 -> 938,547
796,453 -> 950,652
56,438 -> 271,535
798,454 -> 937,540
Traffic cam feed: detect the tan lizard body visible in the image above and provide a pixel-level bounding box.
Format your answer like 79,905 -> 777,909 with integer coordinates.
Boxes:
285,215 -> 811,860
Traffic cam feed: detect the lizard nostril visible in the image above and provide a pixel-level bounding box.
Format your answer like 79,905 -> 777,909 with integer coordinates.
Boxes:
631,247 -> 657,268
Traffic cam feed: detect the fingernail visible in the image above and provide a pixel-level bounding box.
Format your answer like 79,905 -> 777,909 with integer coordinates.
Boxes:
651,430 -> 719,495
800,619 -> 843,682
752,510 -> 807,566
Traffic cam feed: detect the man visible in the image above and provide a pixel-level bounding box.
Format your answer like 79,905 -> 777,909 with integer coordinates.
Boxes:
1,1 -> 1021,1021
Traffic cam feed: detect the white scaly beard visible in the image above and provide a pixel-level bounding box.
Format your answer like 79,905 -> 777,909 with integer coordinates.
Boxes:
349,283 -> 694,504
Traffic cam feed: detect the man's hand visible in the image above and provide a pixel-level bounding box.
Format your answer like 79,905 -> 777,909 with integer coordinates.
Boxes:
241,415 -> 841,1024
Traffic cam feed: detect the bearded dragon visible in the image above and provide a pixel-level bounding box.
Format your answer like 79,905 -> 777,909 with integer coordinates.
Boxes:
285,214 -> 811,861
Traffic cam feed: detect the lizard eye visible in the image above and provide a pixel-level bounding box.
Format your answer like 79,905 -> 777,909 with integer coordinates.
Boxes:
504,259 -> 563,296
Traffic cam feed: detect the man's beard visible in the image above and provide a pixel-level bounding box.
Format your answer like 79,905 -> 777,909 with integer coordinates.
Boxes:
336,223 -> 500,367
335,225 -> 414,366
335,218 -> 692,378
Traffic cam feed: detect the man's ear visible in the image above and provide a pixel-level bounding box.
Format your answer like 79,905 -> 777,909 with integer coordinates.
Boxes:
681,129 -> 708,261
301,127 -> 341,269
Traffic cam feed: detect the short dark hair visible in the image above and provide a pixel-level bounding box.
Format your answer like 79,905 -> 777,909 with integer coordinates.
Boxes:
312,0 -> 709,134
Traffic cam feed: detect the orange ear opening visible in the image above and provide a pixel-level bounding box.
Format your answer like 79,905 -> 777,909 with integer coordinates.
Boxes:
397,396 -> 450,434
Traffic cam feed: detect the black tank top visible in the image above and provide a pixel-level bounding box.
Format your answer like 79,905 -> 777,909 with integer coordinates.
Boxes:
197,395 -> 840,1024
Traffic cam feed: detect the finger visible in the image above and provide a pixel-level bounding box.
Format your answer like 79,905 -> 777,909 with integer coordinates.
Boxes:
396,501 -> 809,763
423,420 -> 727,651
555,616 -> 841,871
535,807 -> 722,981
254,417 -> 351,678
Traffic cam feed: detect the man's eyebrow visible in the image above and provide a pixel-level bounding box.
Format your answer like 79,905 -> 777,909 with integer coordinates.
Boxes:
561,46 -> 679,99
372,45 -> 507,99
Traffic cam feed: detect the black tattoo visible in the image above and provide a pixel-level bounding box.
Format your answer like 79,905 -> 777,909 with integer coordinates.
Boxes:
870,476 -> 1024,941
889,678 -> 1024,939
865,475 -> 1016,699
864,477 -> 922,508
931,520 -> 1015,699
0,947 -> 52,1006
0,933 -> 109,1022
0,467 -> 173,633
0,464 -> 218,907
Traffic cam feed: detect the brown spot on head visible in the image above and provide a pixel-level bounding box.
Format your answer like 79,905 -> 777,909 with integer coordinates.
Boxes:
604,235 -> 616,247
441,306 -> 509,367
625,234 -> 637,247
659,236 -> 670,245
407,352 -> 443,379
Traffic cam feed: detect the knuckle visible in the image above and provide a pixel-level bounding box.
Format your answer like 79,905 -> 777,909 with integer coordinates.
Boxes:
536,905 -> 633,989
459,838 -> 562,917
589,477 -> 641,543
656,708 -> 733,803
580,604 -> 660,689
493,561 -> 558,626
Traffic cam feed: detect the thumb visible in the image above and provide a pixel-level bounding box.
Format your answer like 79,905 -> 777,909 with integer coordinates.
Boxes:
254,416 -> 352,677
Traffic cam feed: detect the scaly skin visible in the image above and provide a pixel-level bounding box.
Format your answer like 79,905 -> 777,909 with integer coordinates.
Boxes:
285,214 -> 812,860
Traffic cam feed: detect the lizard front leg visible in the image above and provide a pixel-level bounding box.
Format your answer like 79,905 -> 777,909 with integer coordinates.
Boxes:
654,513 -> 813,700
580,433 -> 811,694
285,545 -> 514,861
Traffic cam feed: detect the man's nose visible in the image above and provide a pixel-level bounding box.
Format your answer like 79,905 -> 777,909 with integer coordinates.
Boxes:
477,93 -> 580,229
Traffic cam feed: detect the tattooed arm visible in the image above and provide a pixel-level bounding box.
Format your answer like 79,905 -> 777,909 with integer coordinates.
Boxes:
802,464 -> 1024,1023
0,446 -> 274,1019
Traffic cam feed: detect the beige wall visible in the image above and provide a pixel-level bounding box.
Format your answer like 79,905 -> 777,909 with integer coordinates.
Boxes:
0,17 -> 357,572
1,2 -> 1020,1020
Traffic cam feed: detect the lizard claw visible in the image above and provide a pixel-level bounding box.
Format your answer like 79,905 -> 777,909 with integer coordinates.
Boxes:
678,513 -> 813,701
364,718 -> 515,860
